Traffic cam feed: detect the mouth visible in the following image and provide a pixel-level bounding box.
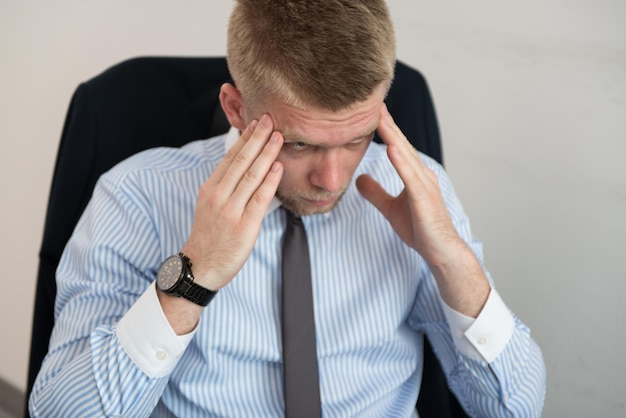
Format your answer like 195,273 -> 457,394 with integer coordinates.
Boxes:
303,196 -> 338,207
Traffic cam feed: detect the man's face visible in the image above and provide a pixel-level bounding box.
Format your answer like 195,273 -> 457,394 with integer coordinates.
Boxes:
258,88 -> 386,216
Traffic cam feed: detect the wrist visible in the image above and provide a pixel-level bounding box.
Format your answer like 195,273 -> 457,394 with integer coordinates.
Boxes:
179,245 -> 232,291
156,253 -> 218,307
424,235 -> 471,272
428,241 -> 490,318
156,287 -> 203,335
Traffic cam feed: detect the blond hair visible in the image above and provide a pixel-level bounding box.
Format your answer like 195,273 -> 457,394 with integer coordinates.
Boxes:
227,0 -> 396,112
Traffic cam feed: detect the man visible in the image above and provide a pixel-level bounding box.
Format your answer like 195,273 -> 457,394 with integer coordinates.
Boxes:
30,0 -> 546,417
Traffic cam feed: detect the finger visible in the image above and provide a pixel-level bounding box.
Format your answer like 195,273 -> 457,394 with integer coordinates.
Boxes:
355,174 -> 394,219
215,114 -> 276,198
377,105 -> 419,159
210,118 -> 258,184
377,106 -> 431,188
229,130 -> 284,213
244,160 -> 284,220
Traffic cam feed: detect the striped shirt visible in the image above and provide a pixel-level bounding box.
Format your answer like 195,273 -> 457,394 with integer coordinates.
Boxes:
30,129 -> 546,417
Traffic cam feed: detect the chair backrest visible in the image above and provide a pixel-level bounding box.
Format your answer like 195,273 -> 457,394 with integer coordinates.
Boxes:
27,56 -> 466,417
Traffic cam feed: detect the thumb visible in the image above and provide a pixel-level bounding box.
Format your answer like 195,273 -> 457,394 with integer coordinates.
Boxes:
356,174 -> 393,219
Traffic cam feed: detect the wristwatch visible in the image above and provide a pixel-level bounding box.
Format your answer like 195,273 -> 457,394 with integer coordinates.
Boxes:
156,253 -> 217,306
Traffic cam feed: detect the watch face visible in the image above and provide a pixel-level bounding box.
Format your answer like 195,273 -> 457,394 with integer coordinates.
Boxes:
157,255 -> 184,291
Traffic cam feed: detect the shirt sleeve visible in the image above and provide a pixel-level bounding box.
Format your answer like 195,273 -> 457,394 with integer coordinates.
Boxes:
29,173 -> 190,417
415,156 -> 547,417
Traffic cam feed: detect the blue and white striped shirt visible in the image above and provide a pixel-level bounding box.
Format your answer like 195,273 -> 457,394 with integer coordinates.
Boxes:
30,130 -> 545,417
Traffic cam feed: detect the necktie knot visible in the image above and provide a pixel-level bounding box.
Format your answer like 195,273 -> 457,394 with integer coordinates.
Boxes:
286,210 -> 302,226
288,212 -> 300,224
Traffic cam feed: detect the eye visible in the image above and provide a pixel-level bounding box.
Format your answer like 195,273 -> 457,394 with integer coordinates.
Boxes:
285,142 -> 310,151
348,133 -> 374,147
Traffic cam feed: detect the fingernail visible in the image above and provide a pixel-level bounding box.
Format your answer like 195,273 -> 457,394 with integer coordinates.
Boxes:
271,161 -> 281,172
385,109 -> 394,125
269,132 -> 281,143
259,114 -> 271,128
249,119 -> 259,131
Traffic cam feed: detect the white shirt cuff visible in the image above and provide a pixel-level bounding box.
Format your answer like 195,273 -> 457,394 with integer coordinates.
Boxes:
441,288 -> 515,363
116,283 -> 196,378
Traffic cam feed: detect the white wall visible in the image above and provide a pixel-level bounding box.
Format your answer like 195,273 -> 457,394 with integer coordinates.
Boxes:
1,1 -> 624,416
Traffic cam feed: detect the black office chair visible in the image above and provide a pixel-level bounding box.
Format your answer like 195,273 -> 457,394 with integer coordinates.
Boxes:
26,56 -> 468,418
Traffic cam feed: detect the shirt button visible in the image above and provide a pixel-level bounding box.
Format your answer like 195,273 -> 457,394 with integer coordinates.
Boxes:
477,336 -> 487,345
156,350 -> 168,361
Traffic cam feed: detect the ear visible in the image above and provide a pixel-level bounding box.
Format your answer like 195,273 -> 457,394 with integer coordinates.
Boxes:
219,83 -> 247,130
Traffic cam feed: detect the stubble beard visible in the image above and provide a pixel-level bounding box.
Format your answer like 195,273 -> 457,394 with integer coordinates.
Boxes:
276,188 -> 347,216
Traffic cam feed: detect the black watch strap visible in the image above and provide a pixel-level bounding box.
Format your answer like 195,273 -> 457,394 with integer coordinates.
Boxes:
177,253 -> 217,306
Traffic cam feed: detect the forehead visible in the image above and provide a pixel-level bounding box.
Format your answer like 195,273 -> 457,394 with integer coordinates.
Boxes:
267,88 -> 386,146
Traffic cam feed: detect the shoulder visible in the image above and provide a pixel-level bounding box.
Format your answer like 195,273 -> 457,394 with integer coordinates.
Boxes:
101,134 -> 227,188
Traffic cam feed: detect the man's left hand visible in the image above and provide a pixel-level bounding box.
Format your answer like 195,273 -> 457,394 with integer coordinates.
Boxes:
356,105 -> 490,317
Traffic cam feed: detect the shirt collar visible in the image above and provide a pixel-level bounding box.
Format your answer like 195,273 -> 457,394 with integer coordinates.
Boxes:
225,127 -> 283,216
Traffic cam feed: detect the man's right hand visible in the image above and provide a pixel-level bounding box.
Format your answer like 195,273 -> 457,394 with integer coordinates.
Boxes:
181,114 -> 284,292
157,114 -> 284,335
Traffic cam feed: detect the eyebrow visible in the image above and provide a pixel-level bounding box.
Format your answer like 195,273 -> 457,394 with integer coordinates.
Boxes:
282,128 -> 377,146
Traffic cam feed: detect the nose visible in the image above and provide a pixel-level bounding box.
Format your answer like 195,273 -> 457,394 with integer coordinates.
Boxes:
308,150 -> 344,193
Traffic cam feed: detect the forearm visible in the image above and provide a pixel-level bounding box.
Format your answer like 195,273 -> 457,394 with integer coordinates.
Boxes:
29,325 -> 168,417
31,281 -> 194,416
423,234 -> 545,415
428,238 -> 491,318
447,319 -> 546,418
429,284 -> 546,417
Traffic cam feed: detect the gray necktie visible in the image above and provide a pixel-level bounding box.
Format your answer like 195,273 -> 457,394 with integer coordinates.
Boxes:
281,210 -> 322,417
